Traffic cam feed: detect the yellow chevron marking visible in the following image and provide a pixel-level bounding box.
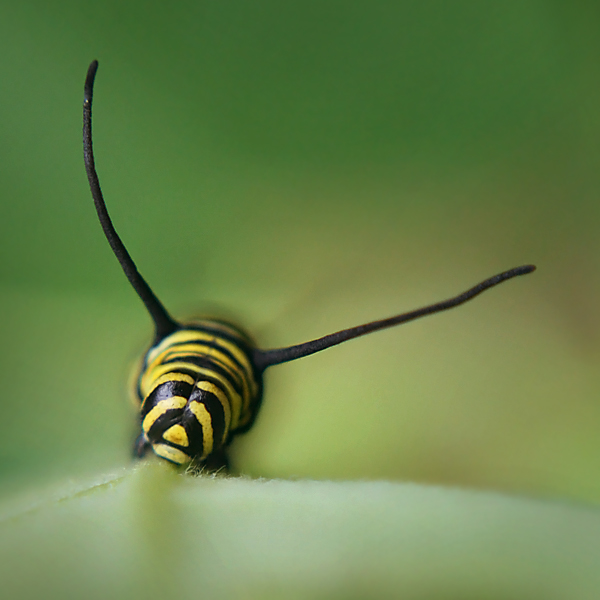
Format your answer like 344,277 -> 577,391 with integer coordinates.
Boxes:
163,424 -> 189,447
142,396 -> 187,433
151,371 -> 195,388
152,443 -> 190,465
188,401 -> 214,458
140,372 -> 196,410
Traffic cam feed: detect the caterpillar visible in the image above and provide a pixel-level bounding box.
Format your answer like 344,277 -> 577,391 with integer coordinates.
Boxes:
83,60 -> 535,470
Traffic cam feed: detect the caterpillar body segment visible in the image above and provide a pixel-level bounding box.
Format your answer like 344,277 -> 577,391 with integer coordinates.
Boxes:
83,60 -> 536,470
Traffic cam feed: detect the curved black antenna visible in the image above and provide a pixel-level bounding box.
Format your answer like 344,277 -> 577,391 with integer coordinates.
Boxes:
83,60 -> 179,342
254,264 -> 536,371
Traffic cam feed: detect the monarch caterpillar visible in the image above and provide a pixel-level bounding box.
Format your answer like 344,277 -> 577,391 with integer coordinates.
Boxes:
83,60 -> 535,470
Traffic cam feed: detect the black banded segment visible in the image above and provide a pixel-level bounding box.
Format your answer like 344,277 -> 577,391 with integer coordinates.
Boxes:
140,379 -> 194,417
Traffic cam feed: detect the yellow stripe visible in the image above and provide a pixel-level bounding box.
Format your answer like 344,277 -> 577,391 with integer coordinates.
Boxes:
147,329 -> 257,393
140,362 -> 245,436
188,401 -> 214,459
186,366 -> 241,428
144,345 -> 251,408
156,347 -> 244,413
140,359 -> 235,399
151,343 -> 244,387
162,345 -> 206,359
142,396 -> 187,433
140,362 -> 203,397
146,330 -> 205,361
140,372 -> 196,409
163,424 -> 189,447
161,346 -> 240,371
152,443 -> 190,465
139,324 -> 259,430
196,380 -> 232,437
185,343 -> 252,402
150,371 -> 195,388
192,332 -> 254,384
148,325 -> 246,359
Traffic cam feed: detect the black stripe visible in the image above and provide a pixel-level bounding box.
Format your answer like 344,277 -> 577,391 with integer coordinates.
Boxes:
162,354 -> 245,395
140,380 -> 193,418
181,406 -> 204,458
169,367 -> 203,383
163,338 -> 250,377
187,386 -> 227,454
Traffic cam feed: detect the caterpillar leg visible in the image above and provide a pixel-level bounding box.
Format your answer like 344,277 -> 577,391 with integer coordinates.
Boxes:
133,433 -> 151,458
202,448 -> 230,473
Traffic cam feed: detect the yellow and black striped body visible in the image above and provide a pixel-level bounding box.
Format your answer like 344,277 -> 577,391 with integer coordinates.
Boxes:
135,319 -> 263,466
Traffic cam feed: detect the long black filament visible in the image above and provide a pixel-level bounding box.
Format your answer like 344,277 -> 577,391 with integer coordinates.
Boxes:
254,264 -> 535,371
83,60 -> 179,341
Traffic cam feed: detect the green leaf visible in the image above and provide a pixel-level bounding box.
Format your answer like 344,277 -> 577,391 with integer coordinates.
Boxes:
2,462 -> 600,599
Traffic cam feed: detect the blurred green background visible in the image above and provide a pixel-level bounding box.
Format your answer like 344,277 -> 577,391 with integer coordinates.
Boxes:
0,1 -> 599,503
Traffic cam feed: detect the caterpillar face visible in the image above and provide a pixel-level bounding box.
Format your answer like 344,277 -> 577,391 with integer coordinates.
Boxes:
135,320 -> 263,465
